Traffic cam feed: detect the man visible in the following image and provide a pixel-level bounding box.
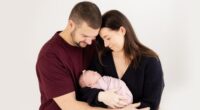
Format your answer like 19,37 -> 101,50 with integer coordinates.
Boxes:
36,1 -> 148,110
36,1 -> 102,110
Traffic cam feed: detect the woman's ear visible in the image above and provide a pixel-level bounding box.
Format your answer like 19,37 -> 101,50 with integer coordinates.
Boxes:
119,26 -> 126,36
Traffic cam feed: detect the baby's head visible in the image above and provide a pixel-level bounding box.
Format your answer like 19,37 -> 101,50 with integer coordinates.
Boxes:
79,70 -> 102,88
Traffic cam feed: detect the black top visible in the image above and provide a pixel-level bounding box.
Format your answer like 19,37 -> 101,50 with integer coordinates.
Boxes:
78,52 -> 164,110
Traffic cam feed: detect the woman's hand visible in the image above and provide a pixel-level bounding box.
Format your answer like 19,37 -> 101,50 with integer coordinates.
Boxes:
121,103 -> 150,110
98,89 -> 128,108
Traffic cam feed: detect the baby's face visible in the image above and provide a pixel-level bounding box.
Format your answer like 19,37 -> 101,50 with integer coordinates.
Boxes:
83,70 -> 101,86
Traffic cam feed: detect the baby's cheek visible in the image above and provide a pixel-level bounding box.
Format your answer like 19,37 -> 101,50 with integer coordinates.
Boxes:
88,78 -> 94,84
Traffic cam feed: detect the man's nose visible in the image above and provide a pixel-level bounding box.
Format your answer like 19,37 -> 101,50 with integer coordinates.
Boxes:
85,38 -> 92,45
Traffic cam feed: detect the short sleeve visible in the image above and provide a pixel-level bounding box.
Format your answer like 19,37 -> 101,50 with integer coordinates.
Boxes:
36,53 -> 75,99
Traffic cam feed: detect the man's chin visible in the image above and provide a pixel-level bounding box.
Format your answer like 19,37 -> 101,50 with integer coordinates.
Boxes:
79,45 -> 87,48
79,42 -> 88,48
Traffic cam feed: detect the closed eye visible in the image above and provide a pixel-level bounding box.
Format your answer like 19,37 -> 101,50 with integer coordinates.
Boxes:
88,84 -> 92,87
82,34 -> 96,40
106,38 -> 110,40
82,35 -> 89,38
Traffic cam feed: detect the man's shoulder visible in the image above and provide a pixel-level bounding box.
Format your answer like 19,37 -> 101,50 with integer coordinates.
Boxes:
38,38 -> 58,56
37,33 -> 67,60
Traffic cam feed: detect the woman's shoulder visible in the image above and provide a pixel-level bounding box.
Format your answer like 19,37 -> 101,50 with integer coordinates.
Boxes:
138,55 -> 161,67
135,55 -> 164,80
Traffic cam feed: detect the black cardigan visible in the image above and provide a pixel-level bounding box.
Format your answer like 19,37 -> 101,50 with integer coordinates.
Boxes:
78,52 -> 164,110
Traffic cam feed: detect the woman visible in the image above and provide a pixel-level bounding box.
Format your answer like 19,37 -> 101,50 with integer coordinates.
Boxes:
79,10 -> 164,110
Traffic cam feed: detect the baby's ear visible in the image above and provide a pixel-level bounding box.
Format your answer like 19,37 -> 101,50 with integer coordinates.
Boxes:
82,70 -> 86,73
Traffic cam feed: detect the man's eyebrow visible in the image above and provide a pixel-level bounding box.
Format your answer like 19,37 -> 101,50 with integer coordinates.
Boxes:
82,34 -> 89,37
82,34 -> 97,40
82,34 -> 93,38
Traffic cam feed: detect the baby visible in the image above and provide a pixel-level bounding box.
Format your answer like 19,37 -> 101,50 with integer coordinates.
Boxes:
79,70 -> 133,106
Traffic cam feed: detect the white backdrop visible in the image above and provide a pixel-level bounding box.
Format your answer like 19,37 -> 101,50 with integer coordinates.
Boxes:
0,0 -> 200,110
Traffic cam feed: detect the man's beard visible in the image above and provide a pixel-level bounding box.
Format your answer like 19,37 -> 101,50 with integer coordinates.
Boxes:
71,29 -> 88,48
71,29 -> 81,47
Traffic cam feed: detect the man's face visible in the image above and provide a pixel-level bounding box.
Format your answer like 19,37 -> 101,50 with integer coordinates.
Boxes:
71,22 -> 100,48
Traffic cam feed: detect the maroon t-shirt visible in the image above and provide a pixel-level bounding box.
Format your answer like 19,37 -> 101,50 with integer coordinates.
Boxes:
36,31 -> 96,110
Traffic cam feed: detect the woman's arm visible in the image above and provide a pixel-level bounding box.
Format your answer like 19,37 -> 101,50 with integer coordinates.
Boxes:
77,87 -> 107,107
140,57 -> 165,110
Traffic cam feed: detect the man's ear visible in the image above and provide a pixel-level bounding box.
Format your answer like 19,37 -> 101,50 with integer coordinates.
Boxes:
119,26 -> 126,36
68,20 -> 75,32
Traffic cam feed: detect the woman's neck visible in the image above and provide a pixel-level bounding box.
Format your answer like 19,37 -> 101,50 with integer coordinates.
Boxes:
112,50 -> 125,57
112,50 -> 131,65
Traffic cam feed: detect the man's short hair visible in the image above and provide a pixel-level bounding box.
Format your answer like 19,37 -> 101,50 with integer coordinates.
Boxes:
69,1 -> 102,29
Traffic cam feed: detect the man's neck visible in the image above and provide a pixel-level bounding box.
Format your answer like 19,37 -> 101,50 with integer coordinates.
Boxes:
59,30 -> 75,46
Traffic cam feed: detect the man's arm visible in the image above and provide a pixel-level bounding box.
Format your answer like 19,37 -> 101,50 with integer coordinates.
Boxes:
53,91 -> 112,110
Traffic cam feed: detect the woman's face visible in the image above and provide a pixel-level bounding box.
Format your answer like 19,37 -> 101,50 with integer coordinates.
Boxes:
99,27 -> 125,52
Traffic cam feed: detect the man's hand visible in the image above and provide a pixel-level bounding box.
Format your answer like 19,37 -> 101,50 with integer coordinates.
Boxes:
98,89 -> 128,108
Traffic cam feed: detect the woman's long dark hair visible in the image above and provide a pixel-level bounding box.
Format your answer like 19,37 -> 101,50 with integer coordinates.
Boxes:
96,10 -> 158,68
